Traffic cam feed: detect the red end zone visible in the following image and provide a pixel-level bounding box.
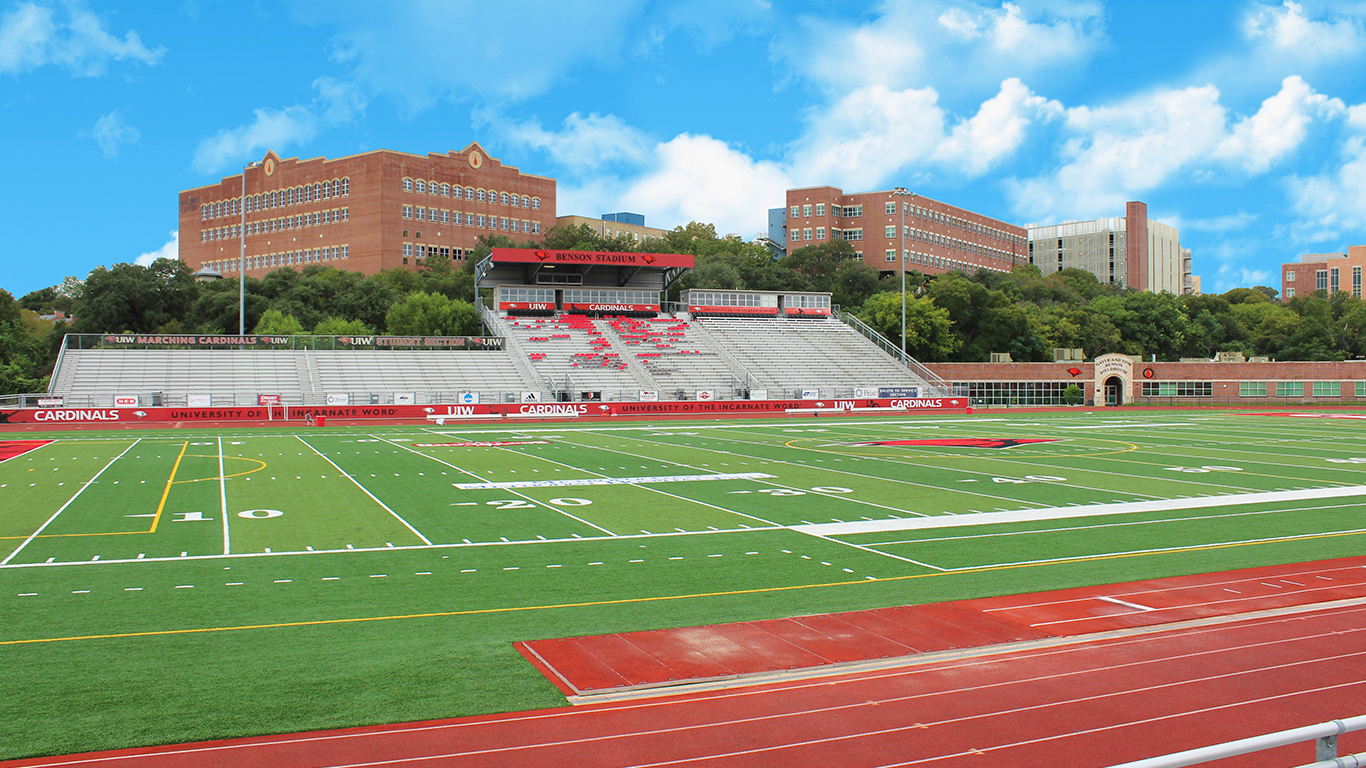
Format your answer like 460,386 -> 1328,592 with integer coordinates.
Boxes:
0,440 -> 52,462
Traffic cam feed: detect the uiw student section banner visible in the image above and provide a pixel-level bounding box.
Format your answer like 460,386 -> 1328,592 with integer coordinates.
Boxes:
0,397 -> 965,424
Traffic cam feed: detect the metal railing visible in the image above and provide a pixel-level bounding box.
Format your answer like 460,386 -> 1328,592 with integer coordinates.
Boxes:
60,333 -> 505,352
837,310 -> 950,396
1107,714 -> 1366,768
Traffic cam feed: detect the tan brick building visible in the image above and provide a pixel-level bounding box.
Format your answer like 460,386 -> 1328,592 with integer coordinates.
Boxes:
1281,246 -> 1366,301
781,186 -> 1027,276
179,143 -> 556,278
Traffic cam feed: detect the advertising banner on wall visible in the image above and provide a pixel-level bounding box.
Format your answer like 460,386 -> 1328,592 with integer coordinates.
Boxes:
0,396 -> 965,424
326,394 -> 350,406
113,395 -> 139,407
456,392 -> 478,405
257,394 -> 281,406
638,390 -> 659,402
187,395 -> 211,407
799,389 -> 820,400
521,391 -> 541,403
696,390 -> 715,402
878,386 -> 920,398
852,387 -> 878,399
394,393 -> 415,405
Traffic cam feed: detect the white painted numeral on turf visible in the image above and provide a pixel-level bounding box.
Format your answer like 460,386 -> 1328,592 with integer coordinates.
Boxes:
1165,467 -> 1210,473
758,488 -> 806,496
238,509 -> 284,519
487,499 -> 536,510
992,477 -> 1027,483
1328,457 -> 1366,464
173,512 -> 213,522
549,498 -> 592,506
1201,465 -> 1242,471
1023,475 -> 1066,482
190,442 -> 212,446
810,486 -> 853,494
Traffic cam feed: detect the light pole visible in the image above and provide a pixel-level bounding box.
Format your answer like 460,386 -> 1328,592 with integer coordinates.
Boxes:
239,163 -> 254,336
892,188 -> 913,357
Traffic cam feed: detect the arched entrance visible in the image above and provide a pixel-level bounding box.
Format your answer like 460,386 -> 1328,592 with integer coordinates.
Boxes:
1103,376 -> 1124,407
1092,353 -> 1134,406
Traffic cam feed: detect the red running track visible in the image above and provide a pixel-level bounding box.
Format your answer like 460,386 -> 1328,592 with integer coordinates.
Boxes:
3,598 -> 1365,768
518,556 -> 1366,696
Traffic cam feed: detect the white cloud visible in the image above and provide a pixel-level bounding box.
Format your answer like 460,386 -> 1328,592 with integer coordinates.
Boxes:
90,109 -> 138,158
1286,134 -> 1366,233
933,78 -> 1062,176
1007,78 -> 1344,222
1183,211 -> 1260,233
788,85 -> 946,190
1245,1 -> 1366,61
564,133 -> 791,239
498,112 -> 652,172
775,1 -> 1103,94
1214,76 -> 1345,173
135,231 -> 178,267
192,106 -> 317,175
0,1 -> 163,76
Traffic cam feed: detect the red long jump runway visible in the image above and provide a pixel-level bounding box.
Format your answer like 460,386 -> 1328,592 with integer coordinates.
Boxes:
5,600 -> 1366,768
517,556 -> 1366,696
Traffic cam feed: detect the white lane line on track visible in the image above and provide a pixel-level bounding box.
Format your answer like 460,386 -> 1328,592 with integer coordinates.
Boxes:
16,602 -> 1366,768
794,483 -> 1366,536
1097,596 -> 1156,612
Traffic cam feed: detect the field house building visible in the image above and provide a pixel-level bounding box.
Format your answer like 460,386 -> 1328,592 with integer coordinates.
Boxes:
773,186 -> 1029,277
1281,245 -> 1366,300
179,143 -> 556,279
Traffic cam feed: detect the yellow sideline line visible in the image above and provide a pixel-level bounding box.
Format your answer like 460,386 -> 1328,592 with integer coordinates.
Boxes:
2,527 -> 1361,648
148,442 -> 190,533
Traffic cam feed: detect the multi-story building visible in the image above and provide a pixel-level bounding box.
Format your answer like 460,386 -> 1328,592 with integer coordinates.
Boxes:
781,186 -> 1027,276
554,213 -> 672,244
1026,201 -> 1193,293
1281,246 -> 1366,301
179,143 -> 556,278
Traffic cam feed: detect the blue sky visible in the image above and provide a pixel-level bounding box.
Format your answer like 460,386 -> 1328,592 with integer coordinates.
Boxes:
4,0 -> 1366,298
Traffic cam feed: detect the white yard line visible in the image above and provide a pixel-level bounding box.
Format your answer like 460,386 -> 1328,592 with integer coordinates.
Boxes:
218,436 -> 230,555
295,435 -> 433,546
795,484 -> 1366,537
1,438 -> 142,565
368,435 -> 618,537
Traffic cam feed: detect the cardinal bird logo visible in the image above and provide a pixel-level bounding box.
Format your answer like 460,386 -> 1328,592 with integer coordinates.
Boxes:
1067,367 -> 1082,377
642,255 -> 657,265
534,251 -> 550,261
846,438 -> 1059,449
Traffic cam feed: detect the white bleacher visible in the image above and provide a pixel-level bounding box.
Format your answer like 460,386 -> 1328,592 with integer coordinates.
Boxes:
694,317 -> 936,397
49,348 -> 538,407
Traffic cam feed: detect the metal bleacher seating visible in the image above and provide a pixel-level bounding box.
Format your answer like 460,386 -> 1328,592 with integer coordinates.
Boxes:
49,348 -> 539,408
692,317 -> 938,397
493,313 -> 650,398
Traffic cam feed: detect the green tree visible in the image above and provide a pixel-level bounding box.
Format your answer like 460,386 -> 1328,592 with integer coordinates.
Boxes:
252,309 -> 305,335
860,292 -> 961,361
385,292 -> 479,336
72,258 -> 198,334
313,317 -> 373,336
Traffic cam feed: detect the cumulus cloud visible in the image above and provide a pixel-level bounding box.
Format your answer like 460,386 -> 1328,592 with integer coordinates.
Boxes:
775,0 -> 1104,94
1286,133 -> 1366,234
0,1 -> 163,76
135,231 -> 178,267
192,106 -> 317,175
1007,78 -> 1345,222
1245,1 -> 1366,61
89,109 -> 138,158
933,78 -> 1063,176
497,112 -> 652,172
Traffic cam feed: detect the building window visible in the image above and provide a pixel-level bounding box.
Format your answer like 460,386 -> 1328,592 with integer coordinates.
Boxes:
1313,381 -> 1340,397
403,243 -> 413,257
531,222 -> 541,234
403,178 -> 413,192
814,203 -> 825,216
510,195 -> 520,208
511,220 -> 521,233
843,228 -> 863,241
341,179 -> 349,196
1355,267 -> 1362,298
803,228 -> 812,240
885,250 -> 896,262
521,195 -> 530,208
885,225 -> 896,238
1317,270 -> 1328,291
790,205 -> 799,217
885,202 -> 895,215
497,192 -> 507,205
440,183 -> 449,196
477,189 -> 486,202
1141,382 -> 1212,397
1332,267 -> 1341,293
816,227 -> 825,240
1287,287 -> 1296,298
440,210 -> 449,223
531,198 -> 540,210
416,180 -> 426,193
1275,381 -> 1304,397
1357,382 -> 1366,398
477,214 -> 486,227
802,204 -> 812,217
500,217 -> 509,230
402,205 -> 412,219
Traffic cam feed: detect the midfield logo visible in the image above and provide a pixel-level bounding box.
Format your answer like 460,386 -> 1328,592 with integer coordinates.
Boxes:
846,438 -> 1059,449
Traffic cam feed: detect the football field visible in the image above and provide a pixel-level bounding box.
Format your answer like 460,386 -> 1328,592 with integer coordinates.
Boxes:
2,409 -> 1365,759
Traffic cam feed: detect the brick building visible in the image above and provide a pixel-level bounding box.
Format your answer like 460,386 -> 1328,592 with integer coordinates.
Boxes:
178,143 -> 556,278
776,186 -> 1027,277
928,355 -> 1366,407
1281,246 -> 1366,301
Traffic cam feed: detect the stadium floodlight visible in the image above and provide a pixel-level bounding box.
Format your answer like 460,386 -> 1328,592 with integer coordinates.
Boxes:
891,188 -> 915,358
240,162 -> 258,337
